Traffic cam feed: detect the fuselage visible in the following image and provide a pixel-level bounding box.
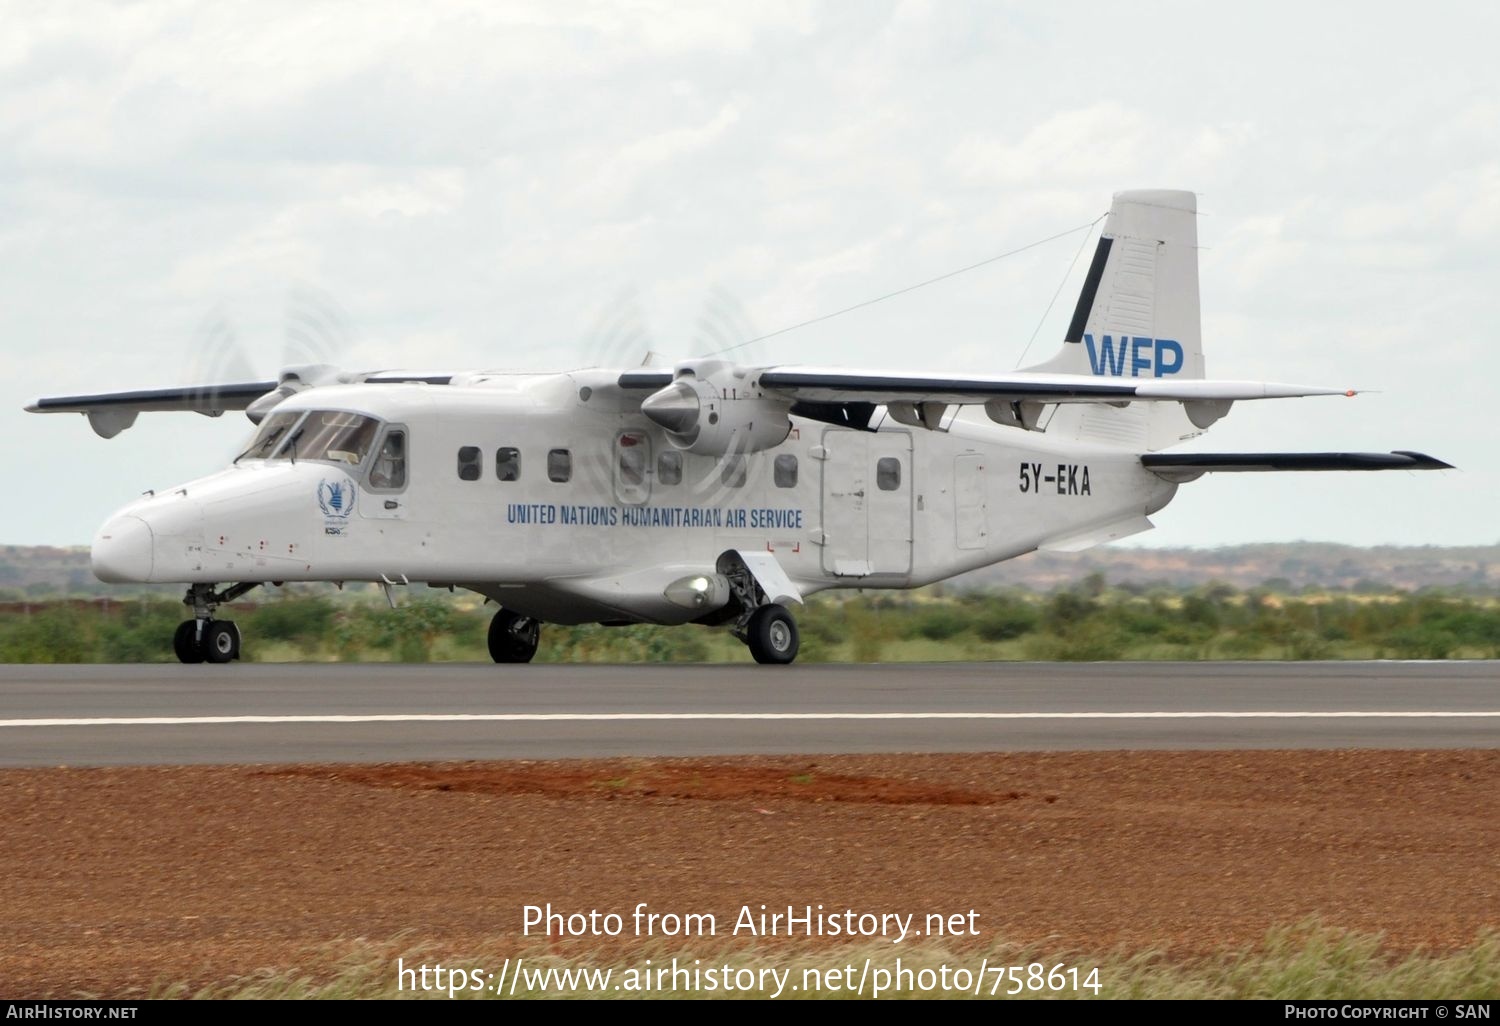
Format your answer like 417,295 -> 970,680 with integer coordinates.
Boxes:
90,369 -> 1177,624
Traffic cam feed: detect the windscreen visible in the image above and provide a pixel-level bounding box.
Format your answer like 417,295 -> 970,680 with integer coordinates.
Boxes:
276,411 -> 381,466
239,411 -> 302,460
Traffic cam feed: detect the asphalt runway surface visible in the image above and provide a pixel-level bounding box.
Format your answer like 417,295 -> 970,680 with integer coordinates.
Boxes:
1,661 -> 1496,766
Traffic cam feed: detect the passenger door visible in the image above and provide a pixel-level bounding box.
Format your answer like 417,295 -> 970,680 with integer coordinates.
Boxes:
820,429 -> 912,576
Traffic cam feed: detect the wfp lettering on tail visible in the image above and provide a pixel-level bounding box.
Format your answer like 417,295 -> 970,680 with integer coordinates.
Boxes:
1084,334 -> 1184,378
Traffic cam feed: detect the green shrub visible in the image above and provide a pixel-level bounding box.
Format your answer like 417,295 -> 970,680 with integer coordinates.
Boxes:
1023,623 -> 1127,661
98,600 -> 183,662
244,597 -> 334,644
973,600 -> 1039,641
0,605 -> 95,662
1284,631 -> 1333,660
1385,626 -> 1458,660
910,606 -> 971,641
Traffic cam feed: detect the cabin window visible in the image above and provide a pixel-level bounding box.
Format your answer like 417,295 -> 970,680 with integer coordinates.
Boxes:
774,454 -> 798,488
614,430 -> 651,505
721,456 -> 747,488
876,456 -> 902,491
368,430 -> 406,489
619,438 -> 647,486
496,447 -> 521,482
547,448 -> 571,483
658,450 -> 682,486
457,446 -> 482,481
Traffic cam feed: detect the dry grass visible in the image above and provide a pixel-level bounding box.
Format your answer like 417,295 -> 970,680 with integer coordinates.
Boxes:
150,924 -> 1500,1000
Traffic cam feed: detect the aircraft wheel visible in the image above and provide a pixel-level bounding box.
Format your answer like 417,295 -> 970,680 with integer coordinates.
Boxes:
488,610 -> 540,664
173,620 -> 204,664
203,620 -> 241,664
746,604 -> 799,665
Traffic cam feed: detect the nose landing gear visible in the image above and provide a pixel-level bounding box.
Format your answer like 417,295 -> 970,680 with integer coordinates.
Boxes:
488,609 -> 541,663
172,621 -> 204,664
173,618 -> 243,664
174,582 -> 259,665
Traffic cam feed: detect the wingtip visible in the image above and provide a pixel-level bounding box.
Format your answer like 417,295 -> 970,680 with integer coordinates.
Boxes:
1393,450 -> 1455,470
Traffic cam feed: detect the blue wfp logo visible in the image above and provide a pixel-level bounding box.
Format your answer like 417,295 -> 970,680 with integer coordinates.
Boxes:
318,479 -> 355,518
318,477 -> 356,535
1083,334 -> 1184,378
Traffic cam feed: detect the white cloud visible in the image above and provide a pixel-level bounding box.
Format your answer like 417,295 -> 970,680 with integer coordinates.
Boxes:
948,105 -> 1256,193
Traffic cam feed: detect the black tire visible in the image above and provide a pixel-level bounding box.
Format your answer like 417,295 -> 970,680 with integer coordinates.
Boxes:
746,604 -> 799,665
203,620 -> 240,664
488,610 -> 540,663
173,620 -> 204,664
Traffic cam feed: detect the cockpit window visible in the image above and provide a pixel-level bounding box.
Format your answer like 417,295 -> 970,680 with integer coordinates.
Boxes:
276,411 -> 381,466
239,411 -> 302,460
369,430 -> 406,489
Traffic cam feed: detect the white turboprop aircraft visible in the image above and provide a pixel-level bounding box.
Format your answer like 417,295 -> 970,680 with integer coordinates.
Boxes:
28,190 -> 1449,665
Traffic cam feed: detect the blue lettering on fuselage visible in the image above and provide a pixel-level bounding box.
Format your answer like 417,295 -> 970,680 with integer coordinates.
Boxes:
505,503 -> 803,530
1083,334 -> 1184,377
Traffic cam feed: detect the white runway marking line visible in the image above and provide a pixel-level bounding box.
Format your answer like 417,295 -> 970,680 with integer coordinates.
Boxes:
2,711 -> 1500,728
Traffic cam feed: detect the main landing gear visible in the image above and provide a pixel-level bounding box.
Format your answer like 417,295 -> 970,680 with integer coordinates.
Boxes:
174,582 -> 259,665
718,554 -> 800,665
488,609 -> 541,663
743,603 -> 800,665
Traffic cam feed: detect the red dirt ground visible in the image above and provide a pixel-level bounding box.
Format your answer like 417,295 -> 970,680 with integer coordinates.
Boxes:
2,750 -> 1498,997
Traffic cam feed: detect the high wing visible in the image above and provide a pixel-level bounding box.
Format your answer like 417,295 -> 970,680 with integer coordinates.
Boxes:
25,371 -> 456,438
619,367 -> 1350,405
26,381 -> 278,415
620,362 -> 1452,475
755,368 -> 1351,405
619,364 -> 1354,436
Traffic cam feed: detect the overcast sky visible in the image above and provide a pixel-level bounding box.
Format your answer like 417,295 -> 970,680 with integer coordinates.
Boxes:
2,0 -> 1494,548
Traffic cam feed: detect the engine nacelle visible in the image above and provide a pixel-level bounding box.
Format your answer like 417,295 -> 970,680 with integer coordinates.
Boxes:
244,364 -> 351,424
640,362 -> 792,456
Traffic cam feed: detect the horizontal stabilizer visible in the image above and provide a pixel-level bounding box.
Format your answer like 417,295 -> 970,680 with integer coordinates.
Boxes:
1143,450 -> 1453,482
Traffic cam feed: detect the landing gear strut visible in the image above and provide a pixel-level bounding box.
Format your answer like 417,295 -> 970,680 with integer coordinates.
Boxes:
488,609 -> 541,663
719,553 -> 800,665
174,582 -> 259,665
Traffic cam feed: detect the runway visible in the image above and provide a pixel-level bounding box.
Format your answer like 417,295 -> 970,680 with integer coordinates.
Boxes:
2,661 -> 1496,766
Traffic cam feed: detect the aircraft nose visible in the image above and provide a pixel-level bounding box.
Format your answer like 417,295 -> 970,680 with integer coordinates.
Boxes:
92,515 -> 155,583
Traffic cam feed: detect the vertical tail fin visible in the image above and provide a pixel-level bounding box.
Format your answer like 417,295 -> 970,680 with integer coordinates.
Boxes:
1026,189 -> 1211,449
